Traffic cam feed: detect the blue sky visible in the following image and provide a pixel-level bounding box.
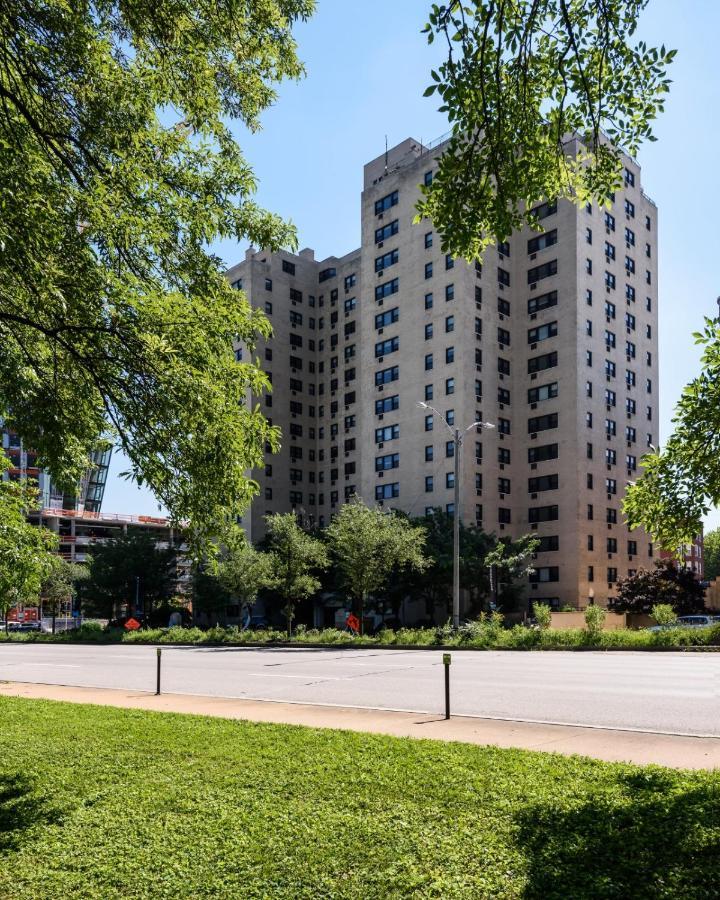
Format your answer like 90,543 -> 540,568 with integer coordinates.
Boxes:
102,0 -> 720,531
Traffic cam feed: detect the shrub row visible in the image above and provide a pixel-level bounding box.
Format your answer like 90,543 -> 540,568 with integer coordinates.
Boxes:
3,620 -> 720,649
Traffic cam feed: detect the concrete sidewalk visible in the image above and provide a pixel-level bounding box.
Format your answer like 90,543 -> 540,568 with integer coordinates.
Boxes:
2,680 -> 719,770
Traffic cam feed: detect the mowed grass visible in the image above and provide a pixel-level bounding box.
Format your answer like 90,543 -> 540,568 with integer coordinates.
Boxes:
1,698 -> 719,899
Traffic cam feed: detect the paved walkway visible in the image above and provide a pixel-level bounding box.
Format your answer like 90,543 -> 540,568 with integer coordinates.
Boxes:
3,681 -> 719,770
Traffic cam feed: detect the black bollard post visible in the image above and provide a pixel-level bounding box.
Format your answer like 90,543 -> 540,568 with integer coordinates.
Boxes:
443,652 -> 451,719
156,647 -> 162,695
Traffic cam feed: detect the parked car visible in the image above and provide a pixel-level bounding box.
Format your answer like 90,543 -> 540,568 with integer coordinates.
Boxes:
646,614 -> 720,632
7,621 -> 43,632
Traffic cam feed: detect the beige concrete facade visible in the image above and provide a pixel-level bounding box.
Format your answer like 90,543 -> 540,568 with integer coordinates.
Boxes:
227,136 -> 659,610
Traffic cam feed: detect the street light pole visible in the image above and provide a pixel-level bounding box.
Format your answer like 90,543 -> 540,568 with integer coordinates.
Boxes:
418,402 -> 495,629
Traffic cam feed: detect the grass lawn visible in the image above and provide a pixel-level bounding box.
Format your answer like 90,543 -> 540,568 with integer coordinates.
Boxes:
1,698 -> 719,898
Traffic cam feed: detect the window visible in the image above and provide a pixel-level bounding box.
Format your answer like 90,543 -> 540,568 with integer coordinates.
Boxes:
375,278 -> 399,301
498,357 -> 511,375
445,346 -> 455,364
625,226 -> 635,246
445,254 -> 454,270
529,474 -> 558,492
606,448 -> 617,465
625,312 -> 636,330
626,340 -> 636,359
537,535 -> 560,552
499,447 -> 511,464
626,454 -> 637,471
424,170 -> 433,186
529,505 -> 559,523
289,310 -> 303,327
425,415 -> 434,432
375,482 -> 400,501
586,411 -> 593,428
604,241 -> 616,260
527,230 -> 558,253
586,258 -> 593,274
587,442 -> 593,459
586,289 -> 593,306
475,317 -> 482,337
605,359 -> 616,378
498,327 -> 510,346
531,199 -> 557,219
425,476 -> 434,492
646,296 -> 652,312
498,508 -> 512,524
528,443 -> 558,463
528,413 -> 558,433
445,283 -> 455,301
344,297 -> 357,313
626,425 -> 636,443
424,323 -> 433,340
624,167 -> 635,188
498,477 -> 511,494
375,365 -> 399,386
586,319 -> 593,336
588,504 -> 594,520
605,389 -> 616,407
605,330 -> 616,348
446,377 -> 455,395
528,382 -> 558,403
446,409 -> 455,426
375,452 -> 399,471
374,308 -> 399,330
607,567 -> 618,585
527,290 -> 557,314
425,262 -> 433,279
498,417 -> 511,435
498,241 -> 510,257
625,198 -> 635,218
606,478 -> 617,495
498,267 -> 511,286
528,260 -> 557,283
446,472 -> 456,489
625,255 -> 635,275
529,567 -> 560,583
626,285 -> 635,303
605,211 -> 616,232
445,315 -> 455,333
375,190 -> 398,215
375,249 -> 399,272
375,395 -> 399,415
375,424 -> 399,443
586,473 -> 593,489
626,398 -> 636,415
605,271 -> 616,290
282,259 -> 296,275
319,267 -> 336,283
424,292 -> 433,310
605,419 -> 617,437
425,445 -> 434,462
586,227 -> 593,244
425,353 -> 433,371
446,439 -> 455,456
375,337 -> 399,358
264,301 -> 273,315
264,277 -> 273,292
375,220 -> 399,243
628,540 -> 638,555
497,297 -> 511,317
528,321 -> 558,343
497,387 -> 510,404
528,351 -> 558,373
587,350 -> 593,367
424,231 -> 433,249
626,369 -> 636,387
424,384 -> 433,401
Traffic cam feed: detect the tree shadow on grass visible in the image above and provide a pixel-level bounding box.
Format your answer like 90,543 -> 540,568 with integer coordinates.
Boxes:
517,768 -> 720,899
0,773 -> 63,852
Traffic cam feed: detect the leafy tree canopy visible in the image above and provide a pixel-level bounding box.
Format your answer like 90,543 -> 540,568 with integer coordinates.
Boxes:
41,558 -> 89,615
418,1 -> 674,259
0,456 -> 58,622
325,496 -> 429,628
703,528 -> 720,583
609,560 -> 705,616
82,530 -> 177,619
216,525 -> 274,607
0,1 -> 313,546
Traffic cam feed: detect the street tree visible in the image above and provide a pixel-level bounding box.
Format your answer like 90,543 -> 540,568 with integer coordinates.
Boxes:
264,513 -> 328,638
325,496 -> 429,633
216,527 -> 274,617
703,528 -> 720,583
0,458 -> 58,630
485,534 -> 540,612
0,1 -> 314,545
609,560 -> 706,616
83,531 -> 176,620
418,1 -> 674,260
41,558 -> 89,633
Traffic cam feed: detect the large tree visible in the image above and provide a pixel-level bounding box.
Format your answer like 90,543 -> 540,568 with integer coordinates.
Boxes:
41,558 -> 89,633
216,526 -> 274,616
0,1 -> 313,545
703,528 -> 720,584
609,560 -> 706,616
0,458 -> 58,630
325,496 -> 429,633
83,531 -> 176,620
418,1 -> 674,259
264,513 -> 328,638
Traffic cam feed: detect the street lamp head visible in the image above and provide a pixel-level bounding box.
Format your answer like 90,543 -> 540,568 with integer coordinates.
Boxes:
482,422 -> 496,429
417,401 -> 429,410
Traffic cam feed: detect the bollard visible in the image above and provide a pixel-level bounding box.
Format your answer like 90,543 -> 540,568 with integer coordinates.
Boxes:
443,652 -> 451,719
156,647 -> 162,695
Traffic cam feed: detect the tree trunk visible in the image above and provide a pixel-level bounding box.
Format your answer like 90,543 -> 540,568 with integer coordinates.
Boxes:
52,607 -> 56,635
360,592 -> 365,636
286,603 -> 292,640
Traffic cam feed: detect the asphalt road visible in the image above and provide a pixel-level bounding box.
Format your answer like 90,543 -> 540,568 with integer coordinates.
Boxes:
1,644 -> 719,736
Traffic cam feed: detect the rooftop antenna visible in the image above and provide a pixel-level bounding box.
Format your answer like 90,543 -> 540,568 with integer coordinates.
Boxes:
384,135 -> 388,175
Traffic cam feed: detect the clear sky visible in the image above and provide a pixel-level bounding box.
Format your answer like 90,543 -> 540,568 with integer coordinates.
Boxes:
102,0 -> 720,531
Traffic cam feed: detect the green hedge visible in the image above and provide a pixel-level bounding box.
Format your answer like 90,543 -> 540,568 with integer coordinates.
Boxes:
3,621 -> 720,650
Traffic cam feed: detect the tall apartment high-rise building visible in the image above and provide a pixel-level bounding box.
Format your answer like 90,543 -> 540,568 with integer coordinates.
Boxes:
227,136 -> 659,610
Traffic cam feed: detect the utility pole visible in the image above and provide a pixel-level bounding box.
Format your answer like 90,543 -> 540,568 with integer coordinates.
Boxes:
418,402 -> 495,629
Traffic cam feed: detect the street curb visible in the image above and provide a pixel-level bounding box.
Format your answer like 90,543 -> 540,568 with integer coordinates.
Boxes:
1,638 -> 720,652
